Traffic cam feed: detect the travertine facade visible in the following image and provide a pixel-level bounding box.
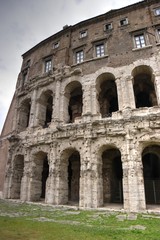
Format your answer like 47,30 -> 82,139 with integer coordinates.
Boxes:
1,0 -> 160,212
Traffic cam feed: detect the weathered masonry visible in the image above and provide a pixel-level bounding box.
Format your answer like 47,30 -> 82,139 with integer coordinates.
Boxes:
1,0 -> 160,212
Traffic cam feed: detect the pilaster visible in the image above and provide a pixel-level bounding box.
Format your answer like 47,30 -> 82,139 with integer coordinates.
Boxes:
29,89 -> 37,127
154,73 -> 160,106
20,150 -> 31,201
53,76 -> 62,123
45,143 -> 59,204
122,136 -> 146,212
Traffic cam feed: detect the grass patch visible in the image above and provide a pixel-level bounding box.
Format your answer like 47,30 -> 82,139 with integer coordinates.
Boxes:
0,200 -> 160,240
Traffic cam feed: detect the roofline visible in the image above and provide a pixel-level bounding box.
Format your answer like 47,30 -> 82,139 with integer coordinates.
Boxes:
22,25 -> 72,58
22,0 -> 157,58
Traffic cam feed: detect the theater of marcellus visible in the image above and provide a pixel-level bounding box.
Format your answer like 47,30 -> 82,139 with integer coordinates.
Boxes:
1,0 -> 160,212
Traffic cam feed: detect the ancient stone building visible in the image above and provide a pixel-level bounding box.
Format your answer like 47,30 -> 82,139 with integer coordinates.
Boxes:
1,0 -> 160,212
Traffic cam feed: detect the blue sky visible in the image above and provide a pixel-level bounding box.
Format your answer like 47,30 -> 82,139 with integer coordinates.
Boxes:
0,0 -> 140,133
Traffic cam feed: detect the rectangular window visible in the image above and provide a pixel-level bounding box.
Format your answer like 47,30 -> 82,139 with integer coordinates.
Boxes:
45,59 -> 52,72
134,34 -> 146,48
154,8 -> 160,16
120,18 -> 128,26
76,50 -> 84,63
96,44 -> 105,57
26,59 -> 31,67
80,31 -> 87,38
104,23 -> 112,31
23,70 -> 28,82
53,42 -> 59,49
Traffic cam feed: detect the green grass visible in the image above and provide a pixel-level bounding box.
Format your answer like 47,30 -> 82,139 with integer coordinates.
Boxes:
0,200 -> 160,240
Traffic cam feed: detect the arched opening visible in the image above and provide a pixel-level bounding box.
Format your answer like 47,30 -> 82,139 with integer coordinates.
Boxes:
10,155 -> 24,199
64,81 -> 83,123
102,148 -> 123,205
96,73 -> 118,118
41,157 -> 49,198
45,95 -> 53,127
68,151 -> 80,202
38,90 -> 53,128
30,152 -> 49,201
132,66 -> 157,108
142,145 -> 160,204
18,98 -> 31,131
60,149 -> 80,205
68,88 -> 82,123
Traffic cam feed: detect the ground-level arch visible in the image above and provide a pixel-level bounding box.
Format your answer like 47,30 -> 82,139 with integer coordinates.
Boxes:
59,148 -> 81,205
142,145 -> 160,205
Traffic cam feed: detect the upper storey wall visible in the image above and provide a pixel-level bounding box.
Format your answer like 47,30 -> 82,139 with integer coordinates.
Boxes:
69,0 -> 160,73
17,0 -> 160,89
20,29 -> 71,81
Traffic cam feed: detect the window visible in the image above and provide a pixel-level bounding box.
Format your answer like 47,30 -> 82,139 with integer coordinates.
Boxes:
120,18 -> 128,26
26,59 -> 31,67
76,50 -> 84,63
45,59 -> 52,72
53,42 -> 59,49
23,70 -> 28,82
154,8 -> 160,16
96,43 -> 105,57
134,33 -> 146,48
23,59 -> 30,69
80,30 -> 87,38
22,61 -> 30,83
104,23 -> 112,31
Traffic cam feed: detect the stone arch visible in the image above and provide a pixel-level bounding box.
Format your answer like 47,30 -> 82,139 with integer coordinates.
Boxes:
64,81 -> 83,123
30,151 -> 49,201
37,90 -> 53,127
96,73 -> 118,118
98,145 -> 123,205
142,145 -> 160,204
132,65 -> 158,108
59,148 -> 81,205
18,98 -> 31,131
10,155 -> 24,199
